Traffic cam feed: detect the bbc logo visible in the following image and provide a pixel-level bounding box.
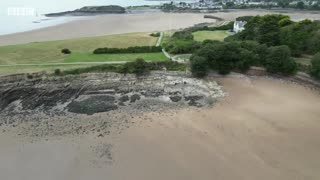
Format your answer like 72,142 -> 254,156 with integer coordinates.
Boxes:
7,7 -> 36,16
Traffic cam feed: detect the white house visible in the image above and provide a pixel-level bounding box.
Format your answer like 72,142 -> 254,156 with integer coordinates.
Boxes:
233,21 -> 247,33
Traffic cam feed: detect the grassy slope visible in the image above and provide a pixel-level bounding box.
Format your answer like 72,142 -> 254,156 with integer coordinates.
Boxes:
193,30 -> 229,42
0,32 -> 157,65
0,32 -> 161,75
65,52 -> 168,62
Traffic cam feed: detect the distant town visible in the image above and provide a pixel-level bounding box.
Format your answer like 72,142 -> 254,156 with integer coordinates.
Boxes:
162,0 -> 320,10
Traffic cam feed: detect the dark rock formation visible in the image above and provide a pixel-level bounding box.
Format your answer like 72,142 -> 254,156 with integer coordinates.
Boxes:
170,96 -> 182,102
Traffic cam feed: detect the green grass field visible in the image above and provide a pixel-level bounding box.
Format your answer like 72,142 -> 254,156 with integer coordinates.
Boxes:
0,32 -> 162,75
64,52 -> 168,63
0,32 -> 157,65
192,30 -> 229,42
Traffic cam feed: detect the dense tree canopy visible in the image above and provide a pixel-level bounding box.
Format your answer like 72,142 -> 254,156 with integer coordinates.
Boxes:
190,41 -> 297,77
230,15 -> 320,56
190,41 -> 259,75
265,45 -> 297,75
190,56 -> 209,77
164,31 -> 200,54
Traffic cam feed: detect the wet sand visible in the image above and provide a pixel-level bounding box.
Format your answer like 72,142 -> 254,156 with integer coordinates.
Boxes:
0,10 -> 319,46
1,76 -> 320,180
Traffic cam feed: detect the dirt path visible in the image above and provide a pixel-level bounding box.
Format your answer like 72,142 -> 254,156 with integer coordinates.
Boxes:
1,76 -> 320,180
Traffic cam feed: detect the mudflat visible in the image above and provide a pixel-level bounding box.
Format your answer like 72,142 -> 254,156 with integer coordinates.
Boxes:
0,75 -> 320,180
1,10 -> 320,46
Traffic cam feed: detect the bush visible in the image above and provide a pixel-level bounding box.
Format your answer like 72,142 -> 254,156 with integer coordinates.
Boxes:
93,46 -> 162,54
310,53 -> 320,79
165,40 -> 200,54
265,45 -> 297,75
229,14 -> 320,56
307,30 -> 320,54
61,61 -> 186,76
164,31 -> 200,54
61,48 -> 71,54
171,31 -> 194,40
236,49 -> 256,72
185,21 -> 234,32
121,58 -> 150,76
190,55 -> 208,77
54,69 -> 62,76
190,41 -> 257,75
150,32 -> 161,37
279,17 -> 293,27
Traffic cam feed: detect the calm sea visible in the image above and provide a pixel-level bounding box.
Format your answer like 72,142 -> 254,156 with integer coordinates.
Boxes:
0,0 -> 171,35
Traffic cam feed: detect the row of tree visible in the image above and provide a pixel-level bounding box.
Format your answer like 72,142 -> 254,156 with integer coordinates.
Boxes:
227,14 -> 320,56
93,46 -> 162,54
190,41 -> 297,77
188,14 -> 320,80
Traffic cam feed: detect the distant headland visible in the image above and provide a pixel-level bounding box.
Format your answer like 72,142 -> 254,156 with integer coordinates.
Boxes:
45,5 -> 126,17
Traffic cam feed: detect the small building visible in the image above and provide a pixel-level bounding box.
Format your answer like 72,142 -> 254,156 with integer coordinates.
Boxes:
233,21 -> 247,33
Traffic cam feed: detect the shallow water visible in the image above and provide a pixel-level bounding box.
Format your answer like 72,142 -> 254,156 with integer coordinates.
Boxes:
0,0 -> 173,35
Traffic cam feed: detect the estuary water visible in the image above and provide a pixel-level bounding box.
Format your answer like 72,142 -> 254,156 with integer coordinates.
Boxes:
0,0 -> 171,35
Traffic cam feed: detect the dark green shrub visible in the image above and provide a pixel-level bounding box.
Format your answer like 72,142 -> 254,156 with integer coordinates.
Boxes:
236,49 -> 256,72
124,58 -> 150,76
191,41 -> 252,75
310,53 -> 320,79
150,32 -> 161,37
279,17 -> 293,27
93,46 -> 162,54
165,40 -> 200,54
54,69 -> 62,76
190,55 -> 208,77
265,45 -> 297,75
61,48 -> 71,54
171,31 -> 194,40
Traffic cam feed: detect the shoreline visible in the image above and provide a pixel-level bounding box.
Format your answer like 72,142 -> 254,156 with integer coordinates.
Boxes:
1,10 -> 320,46
0,12 -> 216,46
0,75 -> 319,179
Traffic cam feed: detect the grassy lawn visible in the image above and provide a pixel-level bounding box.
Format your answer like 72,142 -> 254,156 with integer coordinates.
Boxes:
0,32 -> 158,65
64,52 -> 168,63
192,30 -> 229,42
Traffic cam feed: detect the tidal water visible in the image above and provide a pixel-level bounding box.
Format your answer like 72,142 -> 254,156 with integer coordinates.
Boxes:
0,0 -> 171,35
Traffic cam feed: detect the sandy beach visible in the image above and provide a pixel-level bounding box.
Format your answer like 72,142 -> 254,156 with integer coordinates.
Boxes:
0,75 -> 320,180
0,10 -> 320,46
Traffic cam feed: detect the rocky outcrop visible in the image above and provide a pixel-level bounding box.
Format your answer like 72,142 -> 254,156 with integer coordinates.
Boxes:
0,72 -> 225,115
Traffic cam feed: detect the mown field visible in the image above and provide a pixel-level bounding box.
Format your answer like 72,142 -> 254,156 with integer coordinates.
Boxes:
0,32 -> 158,65
193,30 -> 229,42
0,32 -> 163,75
